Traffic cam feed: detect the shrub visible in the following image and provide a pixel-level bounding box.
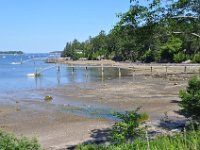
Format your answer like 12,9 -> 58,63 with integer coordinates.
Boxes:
173,52 -> 187,63
142,49 -> 155,63
0,130 -> 42,150
159,37 -> 183,63
179,76 -> 200,118
193,53 -> 200,63
76,129 -> 200,150
110,108 -> 149,144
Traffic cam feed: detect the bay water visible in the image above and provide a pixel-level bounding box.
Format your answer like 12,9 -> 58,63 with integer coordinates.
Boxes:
0,53 -> 123,119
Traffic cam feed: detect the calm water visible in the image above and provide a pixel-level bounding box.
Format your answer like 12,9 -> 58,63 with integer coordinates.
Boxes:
1,53 -> 56,92
0,53 -> 123,93
0,54 -> 128,119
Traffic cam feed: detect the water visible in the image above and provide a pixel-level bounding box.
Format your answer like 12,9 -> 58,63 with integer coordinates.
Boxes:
0,53 -> 121,93
0,53 -> 126,119
0,53 -> 55,92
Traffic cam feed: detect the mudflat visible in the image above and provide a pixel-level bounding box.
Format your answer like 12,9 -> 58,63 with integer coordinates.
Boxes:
0,62 -> 199,149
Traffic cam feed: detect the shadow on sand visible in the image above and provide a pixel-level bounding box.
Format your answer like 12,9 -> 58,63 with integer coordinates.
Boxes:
67,128 -> 111,150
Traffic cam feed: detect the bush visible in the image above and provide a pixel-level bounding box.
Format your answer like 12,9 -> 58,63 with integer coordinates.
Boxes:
0,130 -> 42,150
110,108 -> 149,144
173,52 -> 187,63
76,129 -> 200,150
193,53 -> 200,63
141,49 -> 155,63
179,76 -> 200,118
159,37 -> 183,63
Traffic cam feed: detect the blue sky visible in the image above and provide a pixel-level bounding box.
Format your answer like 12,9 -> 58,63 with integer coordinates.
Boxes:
0,0 -> 131,53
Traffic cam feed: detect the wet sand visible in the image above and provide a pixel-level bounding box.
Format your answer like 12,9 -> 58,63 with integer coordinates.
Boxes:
0,62 -> 200,149
0,103 -> 111,149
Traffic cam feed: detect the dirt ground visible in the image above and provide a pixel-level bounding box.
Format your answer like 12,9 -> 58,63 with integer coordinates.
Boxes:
0,62 -> 200,149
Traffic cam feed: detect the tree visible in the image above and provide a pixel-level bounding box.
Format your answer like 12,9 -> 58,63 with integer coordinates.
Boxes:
61,39 -> 84,60
159,37 -> 183,62
179,76 -> 200,118
0,130 -> 42,150
61,0 -> 200,63
110,108 -> 148,144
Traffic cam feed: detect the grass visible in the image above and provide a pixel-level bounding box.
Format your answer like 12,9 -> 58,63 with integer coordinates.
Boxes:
0,130 -> 43,150
76,129 -> 200,150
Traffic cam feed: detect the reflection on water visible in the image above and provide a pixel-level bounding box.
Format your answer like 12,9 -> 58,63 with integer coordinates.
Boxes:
0,53 -> 131,93
58,105 -> 117,120
0,54 -> 132,120
57,71 -> 61,85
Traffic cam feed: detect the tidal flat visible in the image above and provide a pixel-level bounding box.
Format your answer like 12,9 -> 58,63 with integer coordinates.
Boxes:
0,62 -> 199,149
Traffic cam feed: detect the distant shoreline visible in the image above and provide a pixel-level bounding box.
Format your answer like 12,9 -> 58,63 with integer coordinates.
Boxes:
0,51 -> 23,55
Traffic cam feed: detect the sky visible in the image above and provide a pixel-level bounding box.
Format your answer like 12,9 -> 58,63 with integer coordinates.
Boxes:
0,0 -> 131,53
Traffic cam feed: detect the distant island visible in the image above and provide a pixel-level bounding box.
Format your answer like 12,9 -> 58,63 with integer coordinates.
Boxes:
49,51 -> 62,54
0,51 -> 24,54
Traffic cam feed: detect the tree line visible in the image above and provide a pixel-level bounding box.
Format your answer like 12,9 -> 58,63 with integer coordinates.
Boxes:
62,0 -> 200,63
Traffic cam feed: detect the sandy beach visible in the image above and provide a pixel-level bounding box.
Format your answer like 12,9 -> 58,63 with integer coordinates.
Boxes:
1,61 -> 200,149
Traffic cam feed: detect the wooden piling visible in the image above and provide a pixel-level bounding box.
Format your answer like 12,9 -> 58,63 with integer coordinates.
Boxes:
119,67 -> 121,77
85,72 -> 88,78
57,66 -> 60,72
184,66 -> 187,73
35,69 -> 38,77
101,64 -> 104,72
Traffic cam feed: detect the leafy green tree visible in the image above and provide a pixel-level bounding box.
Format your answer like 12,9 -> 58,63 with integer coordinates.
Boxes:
173,52 -> 187,63
159,37 -> 183,62
110,108 -> 148,144
141,48 -> 155,63
193,52 -> 200,63
61,39 -> 84,60
0,130 -> 42,150
61,0 -> 200,63
179,76 -> 200,118
84,30 -> 108,60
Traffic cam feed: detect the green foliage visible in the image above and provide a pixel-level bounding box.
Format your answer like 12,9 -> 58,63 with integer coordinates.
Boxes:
173,52 -> 187,63
179,76 -> 200,118
76,130 -> 200,150
185,118 -> 200,130
110,108 -> 148,144
76,129 -> 200,150
61,39 -> 84,60
61,0 -> 200,62
141,49 -> 155,63
159,37 -> 183,62
193,53 -> 200,63
0,130 -> 42,150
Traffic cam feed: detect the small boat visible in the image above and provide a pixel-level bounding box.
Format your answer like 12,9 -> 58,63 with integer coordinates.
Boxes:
27,73 -> 35,77
11,62 -> 22,65
27,73 -> 42,78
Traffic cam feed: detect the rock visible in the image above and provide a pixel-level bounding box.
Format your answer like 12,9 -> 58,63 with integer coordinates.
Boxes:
44,95 -> 53,101
182,60 -> 192,64
171,129 -> 182,133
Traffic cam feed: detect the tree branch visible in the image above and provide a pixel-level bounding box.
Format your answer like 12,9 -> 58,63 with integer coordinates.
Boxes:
191,33 -> 200,38
172,31 -> 200,38
171,16 -> 199,19
172,32 -> 183,34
